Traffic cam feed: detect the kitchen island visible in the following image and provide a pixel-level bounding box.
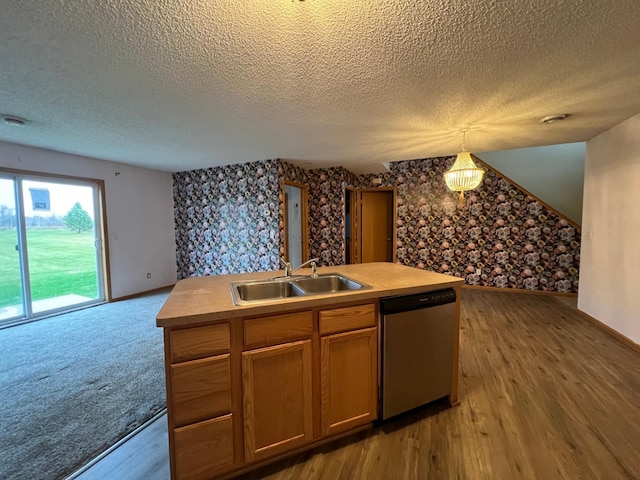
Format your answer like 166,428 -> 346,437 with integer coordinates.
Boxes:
157,263 -> 464,480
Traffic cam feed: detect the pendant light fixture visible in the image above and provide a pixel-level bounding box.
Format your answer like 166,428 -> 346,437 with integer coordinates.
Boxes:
444,130 -> 485,207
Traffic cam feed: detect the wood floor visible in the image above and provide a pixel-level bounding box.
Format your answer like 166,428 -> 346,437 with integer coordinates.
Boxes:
75,290 -> 640,480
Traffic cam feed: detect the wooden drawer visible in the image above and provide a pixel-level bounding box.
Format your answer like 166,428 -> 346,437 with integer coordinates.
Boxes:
244,311 -> 313,348
319,303 -> 376,336
170,354 -> 231,427
169,323 -> 230,363
174,414 -> 234,480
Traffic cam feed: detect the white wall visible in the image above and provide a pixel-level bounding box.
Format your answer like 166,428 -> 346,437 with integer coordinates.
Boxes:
0,141 -> 177,299
480,143 -> 585,225
579,113 -> 640,345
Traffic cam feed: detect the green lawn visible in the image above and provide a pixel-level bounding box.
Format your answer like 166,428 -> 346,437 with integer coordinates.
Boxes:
0,229 -> 98,309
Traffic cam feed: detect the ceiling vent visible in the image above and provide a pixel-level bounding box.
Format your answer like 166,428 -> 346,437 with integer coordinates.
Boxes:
540,114 -> 569,124
1,114 -> 28,126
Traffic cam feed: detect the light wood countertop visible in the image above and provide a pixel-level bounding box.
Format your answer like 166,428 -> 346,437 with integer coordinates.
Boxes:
156,263 -> 464,328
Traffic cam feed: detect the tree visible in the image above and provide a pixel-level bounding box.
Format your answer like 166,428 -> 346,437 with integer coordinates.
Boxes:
0,205 -> 11,227
63,202 -> 93,233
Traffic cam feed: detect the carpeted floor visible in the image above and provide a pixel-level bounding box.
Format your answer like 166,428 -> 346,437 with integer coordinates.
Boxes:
0,289 -> 171,480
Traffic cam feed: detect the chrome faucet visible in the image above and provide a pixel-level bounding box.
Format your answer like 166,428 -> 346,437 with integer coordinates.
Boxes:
280,257 -> 320,277
280,257 -> 292,277
294,258 -> 319,276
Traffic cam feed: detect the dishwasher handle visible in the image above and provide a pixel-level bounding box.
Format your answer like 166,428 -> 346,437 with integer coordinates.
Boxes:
380,288 -> 456,315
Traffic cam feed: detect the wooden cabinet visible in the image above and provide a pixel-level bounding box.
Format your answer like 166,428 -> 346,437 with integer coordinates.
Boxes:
319,303 -> 376,335
320,327 -> 377,436
319,304 -> 378,437
170,354 -> 231,427
242,339 -> 313,462
169,323 -> 230,363
163,301 -> 380,479
173,415 -> 233,480
165,323 -> 234,480
244,311 -> 313,349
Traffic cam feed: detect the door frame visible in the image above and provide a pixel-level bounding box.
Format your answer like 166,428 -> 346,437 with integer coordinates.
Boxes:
0,167 -> 111,323
282,180 -> 309,264
349,187 -> 397,264
345,186 -> 359,264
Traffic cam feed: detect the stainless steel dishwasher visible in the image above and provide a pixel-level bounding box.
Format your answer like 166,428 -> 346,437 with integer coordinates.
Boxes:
380,288 -> 456,420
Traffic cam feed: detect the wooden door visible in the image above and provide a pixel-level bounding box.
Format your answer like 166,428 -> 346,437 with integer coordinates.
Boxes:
320,327 -> 378,436
242,340 -> 313,462
361,190 -> 394,263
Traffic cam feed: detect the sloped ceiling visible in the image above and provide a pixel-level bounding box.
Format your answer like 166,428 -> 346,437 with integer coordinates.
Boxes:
0,1 -> 639,174
479,143 -> 585,224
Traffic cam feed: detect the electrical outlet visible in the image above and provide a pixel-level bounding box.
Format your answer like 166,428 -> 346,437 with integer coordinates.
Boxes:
476,268 -> 481,276
146,273 -> 151,279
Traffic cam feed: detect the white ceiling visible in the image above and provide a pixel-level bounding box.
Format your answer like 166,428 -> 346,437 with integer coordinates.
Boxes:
1,1 -> 639,174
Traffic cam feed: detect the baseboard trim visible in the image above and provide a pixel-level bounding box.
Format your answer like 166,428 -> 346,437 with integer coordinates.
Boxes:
112,284 -> 175,302
461,284 -> 577,297
576,309 -> 640,354
65,408 -> 167,480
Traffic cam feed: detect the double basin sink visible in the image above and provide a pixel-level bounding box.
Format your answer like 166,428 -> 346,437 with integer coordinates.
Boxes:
230,273 -> 371,305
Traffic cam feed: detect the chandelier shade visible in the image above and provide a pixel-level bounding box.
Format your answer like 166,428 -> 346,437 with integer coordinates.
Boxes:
444,151 -> 484,191
444,150 -> 485,206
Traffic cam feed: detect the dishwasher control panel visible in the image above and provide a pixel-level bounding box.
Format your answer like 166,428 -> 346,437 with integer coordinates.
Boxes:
380,288 -> 456,315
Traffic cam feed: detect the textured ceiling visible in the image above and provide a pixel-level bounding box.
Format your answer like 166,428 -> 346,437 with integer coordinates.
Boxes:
1,0 -> 639,174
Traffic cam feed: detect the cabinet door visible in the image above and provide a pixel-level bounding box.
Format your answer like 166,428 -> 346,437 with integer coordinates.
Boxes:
174,414 -> 234,480
321,327 -> 377,436
242,339 -> 313,462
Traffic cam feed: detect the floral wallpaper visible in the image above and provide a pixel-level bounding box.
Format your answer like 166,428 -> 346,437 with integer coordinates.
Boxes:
173,160 -> 280,279
277,159 -> 308,185
354,158 -> 581,293
174,156 -> 580,293
305,167 -> 347,266
279,161 -> 348,266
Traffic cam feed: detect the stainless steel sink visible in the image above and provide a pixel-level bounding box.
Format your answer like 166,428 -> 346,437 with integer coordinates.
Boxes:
230,273 -> 371,305
231,279 -> 304,303
291,274 -> 370,294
